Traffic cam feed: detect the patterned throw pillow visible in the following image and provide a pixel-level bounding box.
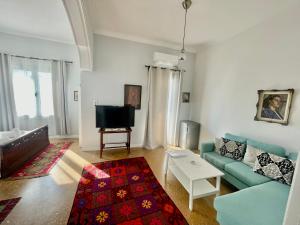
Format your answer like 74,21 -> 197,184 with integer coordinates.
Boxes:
253,150 -> 296,185
215,138 -> 246,161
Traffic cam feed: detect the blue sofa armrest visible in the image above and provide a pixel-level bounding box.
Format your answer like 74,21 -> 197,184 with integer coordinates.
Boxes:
200,142 -> 215,158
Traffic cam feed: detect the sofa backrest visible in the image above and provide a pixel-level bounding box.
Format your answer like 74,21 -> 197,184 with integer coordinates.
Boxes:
224,133 -> 247,144
225,133 -> 287,157
288,152 -> 298,161
247,139 -> 286,157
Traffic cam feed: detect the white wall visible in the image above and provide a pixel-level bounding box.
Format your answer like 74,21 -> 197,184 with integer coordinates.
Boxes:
0,32 -> 80,135
80,34 -> 195,150
191,4 -> 300,152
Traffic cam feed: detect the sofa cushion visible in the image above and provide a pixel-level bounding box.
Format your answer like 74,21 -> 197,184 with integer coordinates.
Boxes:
203,152 -> 235,170
254,150 -> 296,185
215,181 -> 290,225
224,133 -> 247,144
247,139 -> 286,157
243,145 -> 259,167
215,138 -> 246,161
225,162 -> 271,186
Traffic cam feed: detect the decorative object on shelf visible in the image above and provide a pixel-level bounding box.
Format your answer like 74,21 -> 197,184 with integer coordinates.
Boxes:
178,0 -> 192,61
73,91 -> 78,101
124,84 -> 142,109
182,92 -> 190,103
254,89 -> 294,125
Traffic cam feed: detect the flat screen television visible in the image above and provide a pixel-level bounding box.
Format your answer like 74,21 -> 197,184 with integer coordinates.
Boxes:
96,105 -> 135,128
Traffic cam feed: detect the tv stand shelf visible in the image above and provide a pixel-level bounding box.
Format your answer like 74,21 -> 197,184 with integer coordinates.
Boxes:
98,128 -> 132,158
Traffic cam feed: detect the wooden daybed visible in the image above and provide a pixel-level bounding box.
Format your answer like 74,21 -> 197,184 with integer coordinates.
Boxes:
0,125 -> 50,178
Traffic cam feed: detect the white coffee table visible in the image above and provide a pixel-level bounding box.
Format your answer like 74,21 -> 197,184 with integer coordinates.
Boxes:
164,150 -> 224,211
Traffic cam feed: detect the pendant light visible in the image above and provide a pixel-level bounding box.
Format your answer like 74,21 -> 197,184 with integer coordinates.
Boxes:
179,0 -> 192,61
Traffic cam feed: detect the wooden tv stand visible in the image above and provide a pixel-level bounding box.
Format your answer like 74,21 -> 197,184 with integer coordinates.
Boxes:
99,128 -> 132,158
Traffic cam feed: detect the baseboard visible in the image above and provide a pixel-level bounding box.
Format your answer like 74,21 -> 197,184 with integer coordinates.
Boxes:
50,135 -> 79,139
80,144 -> 144,151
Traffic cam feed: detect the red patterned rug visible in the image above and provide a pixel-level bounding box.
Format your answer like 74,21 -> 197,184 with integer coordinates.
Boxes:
0,197 -> 21,223
68,157 -> 188,225
9,142 -> 72,180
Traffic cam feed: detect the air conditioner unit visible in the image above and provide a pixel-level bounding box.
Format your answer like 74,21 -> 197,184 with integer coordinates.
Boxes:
153,52 -> 179,68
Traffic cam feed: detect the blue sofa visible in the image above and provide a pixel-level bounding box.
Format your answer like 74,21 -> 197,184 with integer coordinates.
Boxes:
201,133 -> 297,225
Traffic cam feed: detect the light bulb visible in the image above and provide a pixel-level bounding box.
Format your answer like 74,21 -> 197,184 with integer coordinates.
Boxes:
179,49 -> 186,61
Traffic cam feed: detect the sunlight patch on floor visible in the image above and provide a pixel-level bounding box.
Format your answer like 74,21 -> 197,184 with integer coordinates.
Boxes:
84,164 -> 110,179
64,150 -> 92,167
51,160 -> 82,185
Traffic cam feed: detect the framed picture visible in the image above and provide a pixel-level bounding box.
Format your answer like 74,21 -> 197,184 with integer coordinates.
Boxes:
182,92 -> 190,103
74,91 -> 79,101
254,89 -> 294,125
124,84 -> 142,109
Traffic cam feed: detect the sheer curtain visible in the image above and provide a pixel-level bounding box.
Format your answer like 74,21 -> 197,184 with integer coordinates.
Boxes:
0,53 -> 70,136
166,71 -> 182,146
10,57 -> 56,134
0,53 -> 17,131
144,67 -> 182,149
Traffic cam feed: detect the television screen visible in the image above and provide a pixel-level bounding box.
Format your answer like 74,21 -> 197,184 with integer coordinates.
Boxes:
96,105 -> 135,128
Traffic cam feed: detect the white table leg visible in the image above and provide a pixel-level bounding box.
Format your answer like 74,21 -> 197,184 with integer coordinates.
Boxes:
163,152 -> 170,178
216,176 -> 221,197
189,179 -> 193,211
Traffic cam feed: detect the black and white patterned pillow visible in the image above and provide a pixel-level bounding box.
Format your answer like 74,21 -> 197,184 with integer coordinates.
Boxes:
253,150 -> 296,185
215,138 -> 245,161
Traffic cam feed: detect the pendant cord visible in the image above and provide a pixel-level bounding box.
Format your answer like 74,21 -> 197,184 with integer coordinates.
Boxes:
182,7 -> 188,52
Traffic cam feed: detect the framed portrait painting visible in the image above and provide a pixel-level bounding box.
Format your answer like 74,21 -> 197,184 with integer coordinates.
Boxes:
182,92 -> 190,103
124,84 -> 142,110
74,91 -> 79,101
254,89 -> 294,125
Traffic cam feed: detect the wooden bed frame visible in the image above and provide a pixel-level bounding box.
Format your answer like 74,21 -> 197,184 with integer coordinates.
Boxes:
0,125 -> 50,178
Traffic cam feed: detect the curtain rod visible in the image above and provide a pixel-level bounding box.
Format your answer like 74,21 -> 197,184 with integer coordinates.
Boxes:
145,65 -> 186,72
8,54 -> 73,64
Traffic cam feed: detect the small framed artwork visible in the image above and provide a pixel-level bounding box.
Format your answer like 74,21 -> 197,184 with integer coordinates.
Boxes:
182,92 -> 190,103
74,91 -> 79,101
124,84 -> 142,109
254,89 -> 294,125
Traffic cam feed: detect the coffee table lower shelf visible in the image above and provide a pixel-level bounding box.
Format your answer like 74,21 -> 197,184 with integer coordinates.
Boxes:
169,164 -> 220,197
168,163 -> 221,210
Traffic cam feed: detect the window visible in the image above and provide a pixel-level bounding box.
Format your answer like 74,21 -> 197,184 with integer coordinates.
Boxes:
11,60 -> 54,118
12,70 -> 36,117
39,72 -> 54,117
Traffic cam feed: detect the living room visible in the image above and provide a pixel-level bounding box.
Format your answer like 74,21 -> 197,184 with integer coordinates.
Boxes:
0,0 -> 299,225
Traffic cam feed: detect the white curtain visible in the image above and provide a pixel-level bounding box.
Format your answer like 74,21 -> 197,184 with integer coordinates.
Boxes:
166,71 -> 182,146
51,60 -> 70,135
0,54 -> 70,136
144,67 -> 182,149
10,56 -> 56,134
0,53 -> 17,131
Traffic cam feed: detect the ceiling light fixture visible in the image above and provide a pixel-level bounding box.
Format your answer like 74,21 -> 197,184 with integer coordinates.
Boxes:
179,0 -> 192,61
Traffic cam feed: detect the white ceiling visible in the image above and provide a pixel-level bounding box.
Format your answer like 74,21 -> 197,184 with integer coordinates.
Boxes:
0,0 -> 74,44
0,0 -> 298,48
87,0 -> 299,47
